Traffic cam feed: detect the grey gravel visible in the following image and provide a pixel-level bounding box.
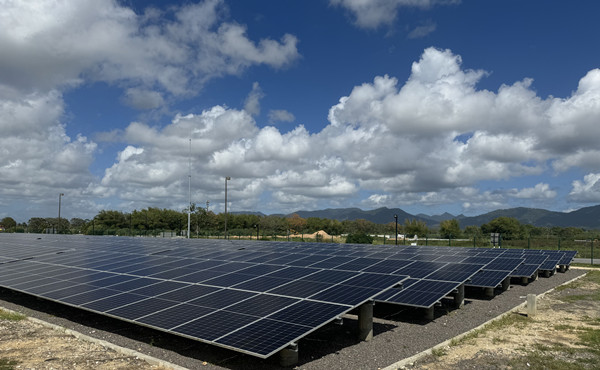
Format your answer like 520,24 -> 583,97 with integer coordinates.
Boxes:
0,268 -> 586,370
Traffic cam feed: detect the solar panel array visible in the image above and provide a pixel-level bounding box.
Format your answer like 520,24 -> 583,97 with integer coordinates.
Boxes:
0,234 -> 576,359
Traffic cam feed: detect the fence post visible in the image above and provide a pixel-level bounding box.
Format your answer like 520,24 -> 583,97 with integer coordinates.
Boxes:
528,237 -> 530,249
592,239 -> 594,265
558,238 -> 561,250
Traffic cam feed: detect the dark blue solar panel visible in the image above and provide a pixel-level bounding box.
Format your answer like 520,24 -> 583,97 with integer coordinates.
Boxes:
467,270 -> 511,288
156,284 -> 220,302
136,304 -> 214,329
267,300 -> 348,327
172,310 -> 258,341
309,285 -> 380,306
485,257 -> 523,271
61,287 -> 121,306
232,275 -> 293,292
512,264 -> 540,277
130,281 -> 189,296
82,292 -> 147,312
269,280 -> 331,298
187,289 -> 257,309
226,294 -> 299,317
106,297 -> 177,320
216,319 -> 309,358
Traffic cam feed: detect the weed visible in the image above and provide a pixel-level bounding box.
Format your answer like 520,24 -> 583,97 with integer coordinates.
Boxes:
0,310 -> 26,321
431,346 -> 447,357
0,358 -> 18,370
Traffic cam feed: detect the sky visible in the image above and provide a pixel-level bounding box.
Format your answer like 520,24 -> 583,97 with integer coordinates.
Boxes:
2,0 -> 600,223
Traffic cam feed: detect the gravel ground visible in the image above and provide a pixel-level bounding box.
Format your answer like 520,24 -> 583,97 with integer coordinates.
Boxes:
0,268 -> 585,370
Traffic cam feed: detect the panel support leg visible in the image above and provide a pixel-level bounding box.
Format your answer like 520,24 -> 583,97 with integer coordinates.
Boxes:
424,306 -> 435,321
501,277 -> 510,291
358,301 -> 373,342
484,287 -> 494,298
521,276 -> 528,285
279,343 -> 298,367
453,284 -> 464,308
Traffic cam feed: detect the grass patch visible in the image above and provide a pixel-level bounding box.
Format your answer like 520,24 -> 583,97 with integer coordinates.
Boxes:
431,347 -> 447,357
508,351 -> 584,370
0,358 -> 19,370
579,328 -> 600,348
0,310 -> 26,321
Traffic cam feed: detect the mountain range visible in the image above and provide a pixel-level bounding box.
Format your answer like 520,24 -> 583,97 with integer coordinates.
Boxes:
279,205 -> 600,229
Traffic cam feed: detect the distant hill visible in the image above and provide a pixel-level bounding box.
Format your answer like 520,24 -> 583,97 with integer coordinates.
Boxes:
282,205 -> 600,229
290,207 -> 436,225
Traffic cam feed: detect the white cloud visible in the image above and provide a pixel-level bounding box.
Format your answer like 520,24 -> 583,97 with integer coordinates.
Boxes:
510,183 -> 557,200
407,20 -> 437,39
268,109 -> 295,123
569,174 -> 600,202
0,0 -> 300,96
330,0 -> 460,29
121,88 -> 165,110
244,82 -> 264,117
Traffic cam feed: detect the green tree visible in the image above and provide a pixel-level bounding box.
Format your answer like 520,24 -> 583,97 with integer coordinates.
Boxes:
439,219 -> 461,239
480,217 -> 523,240
404,219 -> 428,237
28,217 -> 49,233
1,217 -> 17,232
345,232 -> 373,244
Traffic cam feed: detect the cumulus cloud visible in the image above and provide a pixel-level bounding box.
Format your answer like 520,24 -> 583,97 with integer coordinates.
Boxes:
569,174 -> 600,202
0,0 -> 301,220
0,0 -> 300,97
82,47 -> 600,215
511,183 -> 557,200
330,0 -> 460,29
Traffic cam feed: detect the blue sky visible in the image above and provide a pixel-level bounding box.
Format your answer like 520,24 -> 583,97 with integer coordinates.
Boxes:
2,0 -> 600,223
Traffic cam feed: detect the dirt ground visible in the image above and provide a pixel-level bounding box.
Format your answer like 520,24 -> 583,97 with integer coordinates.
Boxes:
0,313 -> 169,370
409,269 -> 600,370
1,270 -> 598,370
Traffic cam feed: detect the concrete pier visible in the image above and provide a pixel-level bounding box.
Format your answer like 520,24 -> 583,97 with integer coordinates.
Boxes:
279,343 -> 298,367
358,301 -> 373,341
501,277 -> 510,291
453,284 -> 465,308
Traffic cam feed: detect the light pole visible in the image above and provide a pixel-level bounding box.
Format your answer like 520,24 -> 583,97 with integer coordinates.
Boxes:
224,176 -> 230,239
58,193 -> 64,234
394,214 -> 398,246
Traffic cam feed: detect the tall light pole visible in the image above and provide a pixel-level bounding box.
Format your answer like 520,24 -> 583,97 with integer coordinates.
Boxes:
187,137 -> 191,239
58,193 -> 64,234
394,214 -> 398,246
224,176 -> 231,239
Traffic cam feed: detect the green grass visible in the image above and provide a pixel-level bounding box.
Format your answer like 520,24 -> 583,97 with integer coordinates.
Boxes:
431,346 -> 447,357
0,310 -> 26,321
579,328 -> 600,348
0,359 -> 18,370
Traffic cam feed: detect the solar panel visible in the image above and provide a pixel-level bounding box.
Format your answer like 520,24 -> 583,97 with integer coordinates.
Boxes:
0,234 -> 578,360
467,270 -> 512,288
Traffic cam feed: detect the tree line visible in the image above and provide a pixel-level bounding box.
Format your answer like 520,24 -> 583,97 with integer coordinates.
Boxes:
0,211 -> 595,241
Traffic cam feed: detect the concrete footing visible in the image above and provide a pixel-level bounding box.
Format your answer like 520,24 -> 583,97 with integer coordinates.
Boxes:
453,284 -> 465,308
358,301 -> 373,341
501,277 -> 510,291
279,343 -> 298,367
559,265 -> 566,273
424,306 -> 435,321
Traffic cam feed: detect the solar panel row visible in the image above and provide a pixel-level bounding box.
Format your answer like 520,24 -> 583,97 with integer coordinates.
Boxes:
0,234 -> 577,360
